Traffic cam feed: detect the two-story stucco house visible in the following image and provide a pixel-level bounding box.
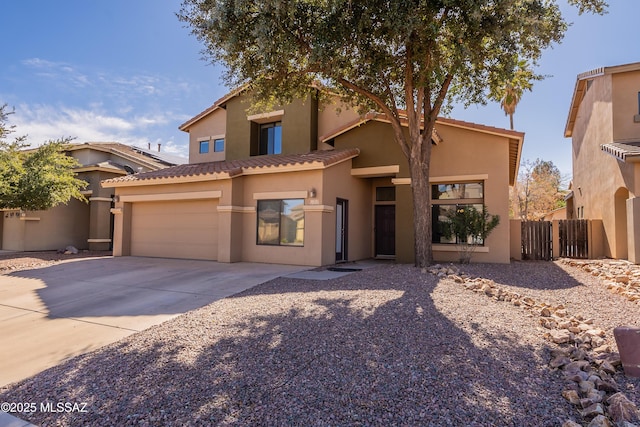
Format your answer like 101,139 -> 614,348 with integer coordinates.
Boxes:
103,90 -> 523,266
565,61 -> 640,263
0,142 -> 184,252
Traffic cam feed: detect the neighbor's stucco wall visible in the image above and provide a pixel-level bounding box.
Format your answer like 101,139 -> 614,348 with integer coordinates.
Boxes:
612,71 -> 640,143
2,201 -> 90,251
571,71 -> 640,259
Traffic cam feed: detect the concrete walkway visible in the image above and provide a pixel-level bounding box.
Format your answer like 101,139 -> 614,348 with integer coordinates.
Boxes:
0,256 -> 305,388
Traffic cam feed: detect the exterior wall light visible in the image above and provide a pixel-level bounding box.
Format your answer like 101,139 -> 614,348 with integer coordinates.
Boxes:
309,188 -> 317,198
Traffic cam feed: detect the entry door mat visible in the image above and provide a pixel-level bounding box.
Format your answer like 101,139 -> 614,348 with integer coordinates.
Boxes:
327,267 -> 362,272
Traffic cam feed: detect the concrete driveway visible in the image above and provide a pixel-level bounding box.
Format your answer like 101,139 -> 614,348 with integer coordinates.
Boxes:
0,256 -> 305,387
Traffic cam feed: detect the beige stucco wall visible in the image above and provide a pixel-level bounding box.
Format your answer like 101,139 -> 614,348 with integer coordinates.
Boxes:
109,158 -> 374,266
187,108 -> 227,164
612,72 -> 640,143
570,71 -> 640,259
321,160 -> 372,264
334,120 -> 513,264
223,94 -> 319,161
317,100 -> 361,146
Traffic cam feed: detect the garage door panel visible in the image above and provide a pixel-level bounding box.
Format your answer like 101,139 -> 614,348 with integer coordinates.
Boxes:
131,200 -> 218,261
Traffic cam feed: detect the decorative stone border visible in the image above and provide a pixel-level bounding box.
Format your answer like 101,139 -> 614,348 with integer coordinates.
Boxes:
426,264 -> 640,427
562,259 -> 640,306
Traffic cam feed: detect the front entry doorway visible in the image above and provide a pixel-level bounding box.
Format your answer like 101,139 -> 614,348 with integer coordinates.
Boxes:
336,198 -> 348,262
375,205 -> 396,257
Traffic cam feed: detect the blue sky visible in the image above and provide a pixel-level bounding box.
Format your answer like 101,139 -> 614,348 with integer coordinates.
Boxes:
1,1 -> 639,178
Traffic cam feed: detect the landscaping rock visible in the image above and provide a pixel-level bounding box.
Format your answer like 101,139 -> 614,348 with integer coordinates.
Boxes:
607,392 -> 640,425
587,414 -> 612,427
581,402 -> 605,418
550,329 -> 573,344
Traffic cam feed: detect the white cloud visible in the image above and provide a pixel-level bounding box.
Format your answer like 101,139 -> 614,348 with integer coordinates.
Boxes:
10,103 -> 188,158
22,57 -> 91,88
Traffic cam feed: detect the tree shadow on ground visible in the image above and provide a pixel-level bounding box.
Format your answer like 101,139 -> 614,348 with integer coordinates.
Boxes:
461,260 -> 585,291
0,265 -> 575,426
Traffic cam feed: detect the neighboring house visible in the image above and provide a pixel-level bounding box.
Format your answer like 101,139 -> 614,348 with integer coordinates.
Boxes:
1,142 -> 184,252
565,61 -> 640,263
103,91 -> 524,266
542,206 -> 567,222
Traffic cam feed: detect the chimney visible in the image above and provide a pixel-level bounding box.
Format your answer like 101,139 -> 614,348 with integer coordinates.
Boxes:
157,143 -> 161,152
147,142 -> 151,150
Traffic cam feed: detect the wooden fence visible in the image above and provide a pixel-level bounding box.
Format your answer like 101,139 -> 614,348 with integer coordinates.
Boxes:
518,219 -> 591,261
521,220 -> 553,260
558,219 -> 589,259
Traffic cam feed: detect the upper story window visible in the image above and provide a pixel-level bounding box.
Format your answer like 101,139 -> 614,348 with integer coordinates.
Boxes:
259,122 -> 282,155
199,140 -> 209,154
213,138 -> 225,152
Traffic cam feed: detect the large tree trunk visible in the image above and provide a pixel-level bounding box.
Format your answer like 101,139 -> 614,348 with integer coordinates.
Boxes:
409,142 -> 433,268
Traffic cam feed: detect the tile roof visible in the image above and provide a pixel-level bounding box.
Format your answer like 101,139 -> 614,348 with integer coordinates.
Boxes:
319,111 -> 524,142
66,142 -> 185,168
601,142 -> 640,163
102,148 -> 360,187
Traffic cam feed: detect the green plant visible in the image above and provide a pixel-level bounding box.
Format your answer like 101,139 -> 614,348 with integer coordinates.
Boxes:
442,206 -> 500,263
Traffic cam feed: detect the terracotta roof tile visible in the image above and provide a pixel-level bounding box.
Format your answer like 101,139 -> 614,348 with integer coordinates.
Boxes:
102,148 -> 360,186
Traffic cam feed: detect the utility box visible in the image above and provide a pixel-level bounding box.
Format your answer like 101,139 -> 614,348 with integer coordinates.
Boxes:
614,325 -> 640,378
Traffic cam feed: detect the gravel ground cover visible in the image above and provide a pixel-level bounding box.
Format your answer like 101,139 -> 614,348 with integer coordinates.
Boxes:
0,250 -> 111,272
0,260 -> 638,426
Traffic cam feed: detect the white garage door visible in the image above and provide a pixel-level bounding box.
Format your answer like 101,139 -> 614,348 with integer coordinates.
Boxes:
130,200 -> 218,260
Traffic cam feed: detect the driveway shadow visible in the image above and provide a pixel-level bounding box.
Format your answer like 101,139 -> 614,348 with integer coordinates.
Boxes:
2,257 -> 301,319
1,265 -> 575,426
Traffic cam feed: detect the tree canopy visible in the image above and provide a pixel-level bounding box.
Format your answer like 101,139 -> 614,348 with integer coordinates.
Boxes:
510,158 -> 567,220
179,0 -> 607,266
0,104 -> 87,211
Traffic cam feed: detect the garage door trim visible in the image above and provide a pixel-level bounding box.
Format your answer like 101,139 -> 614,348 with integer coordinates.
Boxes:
120,190 -> 221,203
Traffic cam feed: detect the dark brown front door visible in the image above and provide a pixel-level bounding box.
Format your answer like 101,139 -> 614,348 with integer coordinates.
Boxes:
375,205 -> 395,256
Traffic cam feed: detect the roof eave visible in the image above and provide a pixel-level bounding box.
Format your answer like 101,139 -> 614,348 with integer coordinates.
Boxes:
178,84 -> 249,132
101,172 -> 233,188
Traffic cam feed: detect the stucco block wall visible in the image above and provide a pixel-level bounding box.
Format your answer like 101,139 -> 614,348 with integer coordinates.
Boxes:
2,201 -> 90,251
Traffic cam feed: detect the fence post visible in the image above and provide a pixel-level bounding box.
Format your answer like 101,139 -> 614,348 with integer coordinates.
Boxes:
510,219 -> 522,261
552,219 -> 560,260
588,220 -> 604,259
